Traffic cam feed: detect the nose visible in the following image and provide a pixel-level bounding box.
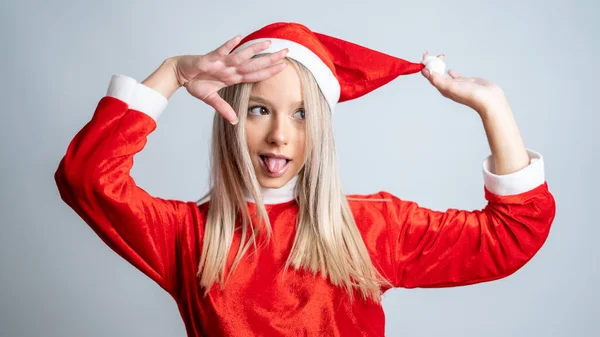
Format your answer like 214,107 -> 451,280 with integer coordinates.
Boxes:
266,113 -> 289,146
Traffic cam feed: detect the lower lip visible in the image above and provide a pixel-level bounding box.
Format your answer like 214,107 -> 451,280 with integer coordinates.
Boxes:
259,156 -> 291,178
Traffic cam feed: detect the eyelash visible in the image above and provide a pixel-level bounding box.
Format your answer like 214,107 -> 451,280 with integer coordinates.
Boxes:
248,105 -> 305,120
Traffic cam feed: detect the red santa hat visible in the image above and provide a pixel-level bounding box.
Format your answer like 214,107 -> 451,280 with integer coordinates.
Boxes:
231,22 -> 425,112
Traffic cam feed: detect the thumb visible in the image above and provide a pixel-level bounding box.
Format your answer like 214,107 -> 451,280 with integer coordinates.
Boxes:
204,92 -> 239,125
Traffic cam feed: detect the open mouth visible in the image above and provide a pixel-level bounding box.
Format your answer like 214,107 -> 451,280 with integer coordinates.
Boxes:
259,155 -> 292,177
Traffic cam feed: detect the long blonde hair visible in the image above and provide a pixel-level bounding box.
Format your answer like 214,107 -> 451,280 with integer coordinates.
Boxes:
196,57 -> 392,302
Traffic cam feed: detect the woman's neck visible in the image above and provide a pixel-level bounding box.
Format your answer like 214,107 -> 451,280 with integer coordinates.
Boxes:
243,175 -> 299,204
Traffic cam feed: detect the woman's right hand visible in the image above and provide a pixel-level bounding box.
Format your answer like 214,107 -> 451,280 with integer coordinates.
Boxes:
173,36 -> 289,125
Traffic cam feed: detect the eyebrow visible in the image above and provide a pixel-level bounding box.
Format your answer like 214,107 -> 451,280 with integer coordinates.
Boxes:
249,96 -> 304,107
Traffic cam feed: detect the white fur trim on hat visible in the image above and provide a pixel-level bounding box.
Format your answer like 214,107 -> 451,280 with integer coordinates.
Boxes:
234,38 -> 340,112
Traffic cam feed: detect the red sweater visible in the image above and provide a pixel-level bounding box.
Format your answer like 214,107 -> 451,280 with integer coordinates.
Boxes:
54,75 -> 556,337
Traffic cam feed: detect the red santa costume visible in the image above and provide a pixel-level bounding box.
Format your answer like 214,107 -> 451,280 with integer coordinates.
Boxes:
54,22 -> 556,337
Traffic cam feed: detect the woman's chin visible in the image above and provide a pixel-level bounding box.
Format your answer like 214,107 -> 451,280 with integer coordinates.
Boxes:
256,174 -> 290,189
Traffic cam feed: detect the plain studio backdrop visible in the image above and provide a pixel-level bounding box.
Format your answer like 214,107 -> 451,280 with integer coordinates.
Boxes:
1,0 -> 597,336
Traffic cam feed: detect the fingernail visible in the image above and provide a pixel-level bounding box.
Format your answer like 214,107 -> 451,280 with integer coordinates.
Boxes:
231,118 -> 239,125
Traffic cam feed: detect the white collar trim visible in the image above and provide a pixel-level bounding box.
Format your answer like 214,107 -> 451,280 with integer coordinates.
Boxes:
243,175 -> 299,204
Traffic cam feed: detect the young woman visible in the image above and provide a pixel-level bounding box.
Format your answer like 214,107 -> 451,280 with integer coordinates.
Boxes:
54,22 -> 556,337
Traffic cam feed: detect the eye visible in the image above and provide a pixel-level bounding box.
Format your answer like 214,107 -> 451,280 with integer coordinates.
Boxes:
248,105 -> 268,116
294,109 -> 305,120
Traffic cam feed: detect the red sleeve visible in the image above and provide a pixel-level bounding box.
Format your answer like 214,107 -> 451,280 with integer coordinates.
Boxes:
383,179 -> 556,289
54,92 -> 195,297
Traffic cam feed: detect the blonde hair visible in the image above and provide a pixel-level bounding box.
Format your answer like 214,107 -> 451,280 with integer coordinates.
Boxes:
196,57 -> 392,303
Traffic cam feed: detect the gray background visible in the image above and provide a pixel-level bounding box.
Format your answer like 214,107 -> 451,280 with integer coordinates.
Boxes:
1,0 -> 598,336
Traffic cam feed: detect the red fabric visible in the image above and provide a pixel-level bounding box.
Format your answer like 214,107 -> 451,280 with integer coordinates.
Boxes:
234,22 -> 425,102
55,96 -> 556,337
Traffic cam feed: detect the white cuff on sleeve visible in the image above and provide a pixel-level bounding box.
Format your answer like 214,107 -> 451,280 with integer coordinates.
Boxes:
106,74 -> 168,121
482,148 -> 545,196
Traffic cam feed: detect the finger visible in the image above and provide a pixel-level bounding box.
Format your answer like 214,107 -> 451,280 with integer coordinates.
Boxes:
214,35 -> 243,57
448,69 -> 461,79
422,50 -> 429,62
204,92 -> 239,125
237,48 -> 288,74
427,71 -> 450,92
421,68 -> 430,79
229,40 -> 272,65
239,61 -> 288,83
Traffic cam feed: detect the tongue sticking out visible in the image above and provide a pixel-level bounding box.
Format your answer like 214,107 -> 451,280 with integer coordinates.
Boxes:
265,157 -> 287,173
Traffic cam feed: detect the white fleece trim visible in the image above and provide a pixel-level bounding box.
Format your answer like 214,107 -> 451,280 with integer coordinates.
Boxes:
243,175 -> 299,204
233,38 -> 340,113
196,175 -> 299,206
106,74 -> 137,102
482,148 -> 545,196
106,74 -> 168,121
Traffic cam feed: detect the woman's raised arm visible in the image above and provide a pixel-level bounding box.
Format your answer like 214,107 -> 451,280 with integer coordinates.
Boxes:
54,72 -> 196,297
382,53 -> 557,288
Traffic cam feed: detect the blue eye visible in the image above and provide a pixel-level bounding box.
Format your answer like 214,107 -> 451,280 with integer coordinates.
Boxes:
248,105 -> 268,115
294,109 -> 305,120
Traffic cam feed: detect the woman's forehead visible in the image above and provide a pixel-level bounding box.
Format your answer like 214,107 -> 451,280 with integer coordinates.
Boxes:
250,62 -> 303,104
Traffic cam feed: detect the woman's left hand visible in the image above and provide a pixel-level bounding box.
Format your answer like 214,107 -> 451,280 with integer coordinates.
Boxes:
421,51 -> 509,115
